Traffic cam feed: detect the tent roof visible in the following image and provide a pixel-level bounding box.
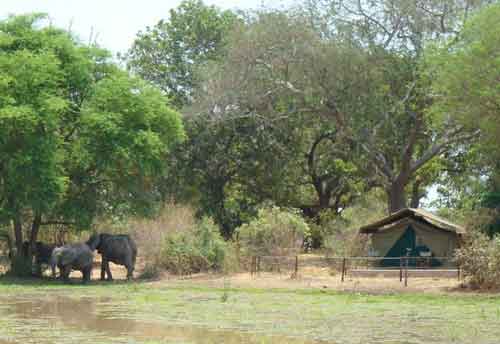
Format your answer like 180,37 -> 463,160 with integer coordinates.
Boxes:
359,208 -> 466,235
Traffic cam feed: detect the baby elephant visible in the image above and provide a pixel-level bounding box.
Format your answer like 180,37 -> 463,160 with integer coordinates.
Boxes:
50,243 -> 94,283
87,233 -> 137,281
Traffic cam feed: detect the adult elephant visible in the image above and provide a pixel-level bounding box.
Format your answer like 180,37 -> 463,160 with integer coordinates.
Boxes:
87,233 -> 137,281
22,241 -> 55,276
50,243 -> 94,283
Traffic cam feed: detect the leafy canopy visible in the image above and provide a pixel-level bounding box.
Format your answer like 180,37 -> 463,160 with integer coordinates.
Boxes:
428,3 -> 500,150
126,0 -> 239,108
0,14 -> 184,238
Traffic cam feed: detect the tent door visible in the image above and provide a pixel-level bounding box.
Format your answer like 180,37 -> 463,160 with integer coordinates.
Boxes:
382,226 -> 416,266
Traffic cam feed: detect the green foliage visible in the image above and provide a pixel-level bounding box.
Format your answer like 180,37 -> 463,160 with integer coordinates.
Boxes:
0,14 -> 184,250
455,230 -> 500,289
159,217 -> 228,274
77,72 -> 184,217
322,190 -> 386,256
126,0 -> 239,108
237,206 -> 310,256
428,3 -> 500,155
426,3 -> 500,225
186,12 -> 367,234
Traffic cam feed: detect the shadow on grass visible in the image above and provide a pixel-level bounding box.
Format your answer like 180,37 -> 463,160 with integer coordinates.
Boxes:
0,273 -> 148,288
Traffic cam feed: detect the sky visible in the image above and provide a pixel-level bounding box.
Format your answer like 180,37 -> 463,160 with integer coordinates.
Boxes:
0,0 -> 296,55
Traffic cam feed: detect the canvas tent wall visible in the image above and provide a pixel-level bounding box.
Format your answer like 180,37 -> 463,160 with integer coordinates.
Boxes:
359,208 -> 464,266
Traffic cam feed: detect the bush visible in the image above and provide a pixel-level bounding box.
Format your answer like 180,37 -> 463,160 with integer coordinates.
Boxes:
128,203 -> 196,277
159,217 -> 228,274
455,231 -> 500,289
321,192 -> 386,256
236,206 -> 310,257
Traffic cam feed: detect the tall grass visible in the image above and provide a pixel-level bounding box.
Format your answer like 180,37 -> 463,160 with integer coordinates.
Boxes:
125,203 -> 196,278
321,191 -> 386,257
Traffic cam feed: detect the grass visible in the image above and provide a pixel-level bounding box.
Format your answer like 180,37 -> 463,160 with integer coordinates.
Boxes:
1,276 -> 500,343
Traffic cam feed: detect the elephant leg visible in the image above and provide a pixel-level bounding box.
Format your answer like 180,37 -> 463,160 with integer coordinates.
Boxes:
125,257 -> 134,280
105,260 -> 113,281
82,266 -> 92,284
62,266 -> 71,283
126,266 -> 133,280
100,258 -> 107,281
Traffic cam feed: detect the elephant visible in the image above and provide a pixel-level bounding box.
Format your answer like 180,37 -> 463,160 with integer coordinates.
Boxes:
22,241 -> 56,276
50,243 -> 94,283
86,233 -> 137,281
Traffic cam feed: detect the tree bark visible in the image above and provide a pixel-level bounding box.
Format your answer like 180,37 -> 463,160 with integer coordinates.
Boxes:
410,179 -> 423,209
387,182 -> 407,214
13,215 -> 23,257
29,213 -> 42,256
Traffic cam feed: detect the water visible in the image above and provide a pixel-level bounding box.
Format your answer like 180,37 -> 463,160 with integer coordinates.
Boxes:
0,296 -> 323,343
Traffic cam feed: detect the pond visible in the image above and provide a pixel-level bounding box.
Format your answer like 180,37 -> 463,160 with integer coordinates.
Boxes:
0,295 -> 325,343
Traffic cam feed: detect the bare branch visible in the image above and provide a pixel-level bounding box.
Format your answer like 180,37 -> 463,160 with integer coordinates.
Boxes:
358,141 -> 394,183
409,127 -> 480,175
40,221 -> 76,226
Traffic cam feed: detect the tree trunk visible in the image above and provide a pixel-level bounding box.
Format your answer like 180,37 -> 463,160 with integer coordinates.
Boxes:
13,215 -> 23,256
387,182 -> 407,214
29,213 -> 42,257
410,179 -> 422,209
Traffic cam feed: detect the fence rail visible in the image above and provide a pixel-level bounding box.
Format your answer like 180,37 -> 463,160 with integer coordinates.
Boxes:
249,255 -> 460,287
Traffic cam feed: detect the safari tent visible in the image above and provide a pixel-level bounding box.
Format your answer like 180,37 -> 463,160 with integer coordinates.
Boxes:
359,208 -> 465,267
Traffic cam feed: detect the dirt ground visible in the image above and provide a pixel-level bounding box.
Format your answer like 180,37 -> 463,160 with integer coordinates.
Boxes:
76,254 -> 469,295
1,254 -> 472,295
152,271 -> 465,295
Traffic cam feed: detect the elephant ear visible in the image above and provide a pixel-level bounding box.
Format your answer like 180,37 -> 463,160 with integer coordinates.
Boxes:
86,234 -> 100,251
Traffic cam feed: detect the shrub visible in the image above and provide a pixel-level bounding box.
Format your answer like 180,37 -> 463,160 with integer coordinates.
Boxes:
455,231 -> 500,289
159,217 -> 228,274
321,192 -> 385,256
236,206 -> 310,257
128,203 -> 196,276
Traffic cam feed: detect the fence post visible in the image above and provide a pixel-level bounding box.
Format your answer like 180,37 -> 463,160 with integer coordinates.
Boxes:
399,257 -> 403,282
257,256 -> 261,275
404,256 -> 408,287
457,263 -> 461,281
295,255 -> 299,276
404,248 -> 411,287
341,257 -> 346,282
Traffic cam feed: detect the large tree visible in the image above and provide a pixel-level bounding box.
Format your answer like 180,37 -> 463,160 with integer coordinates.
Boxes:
429,2 -> 500,153
428,3 -> 500,233
0,14 -> 184,269
191,12 -> 367,223
299,0 -> 489,213
126,0 -> 239,108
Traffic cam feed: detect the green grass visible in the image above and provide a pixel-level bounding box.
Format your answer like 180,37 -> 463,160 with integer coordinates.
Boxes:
1,276 -> 500,343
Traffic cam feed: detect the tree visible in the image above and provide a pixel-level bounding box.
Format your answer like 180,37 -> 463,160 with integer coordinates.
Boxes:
429,3 -> 500,157
126,0 -> 239,108
428,3 -> 500,234
190,11 -> 366,228
168,113 -> 297,238
0,14 -> 184,271
299,0 -> 489,213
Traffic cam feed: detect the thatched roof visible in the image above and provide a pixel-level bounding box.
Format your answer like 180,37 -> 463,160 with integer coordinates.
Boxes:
359,208 -> 466,235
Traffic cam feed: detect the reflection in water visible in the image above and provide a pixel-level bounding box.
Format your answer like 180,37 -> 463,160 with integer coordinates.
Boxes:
0,296 -> 323,344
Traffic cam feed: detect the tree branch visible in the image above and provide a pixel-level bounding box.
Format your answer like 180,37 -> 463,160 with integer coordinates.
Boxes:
409,127 -> 480,175
40,221 -> 76,226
